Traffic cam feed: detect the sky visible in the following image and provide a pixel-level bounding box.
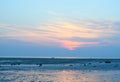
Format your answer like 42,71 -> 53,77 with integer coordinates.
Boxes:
0,0 -> 120,57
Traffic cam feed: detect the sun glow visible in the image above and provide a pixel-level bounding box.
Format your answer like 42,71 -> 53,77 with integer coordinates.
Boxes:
0,20 -> 118,50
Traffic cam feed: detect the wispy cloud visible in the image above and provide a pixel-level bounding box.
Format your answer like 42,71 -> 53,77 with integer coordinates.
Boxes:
0,19 -> 120,50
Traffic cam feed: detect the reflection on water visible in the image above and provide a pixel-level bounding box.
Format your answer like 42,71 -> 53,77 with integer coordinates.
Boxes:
57,70 -> 76,82
56,70 -> 98,82
0,70 -> 120,82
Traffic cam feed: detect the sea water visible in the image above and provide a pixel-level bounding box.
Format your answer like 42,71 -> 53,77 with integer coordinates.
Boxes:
0,58 -> 120,82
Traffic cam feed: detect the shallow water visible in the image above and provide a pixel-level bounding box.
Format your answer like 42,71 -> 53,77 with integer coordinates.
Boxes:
0,58 -> 120,82
0,66 -> 120,82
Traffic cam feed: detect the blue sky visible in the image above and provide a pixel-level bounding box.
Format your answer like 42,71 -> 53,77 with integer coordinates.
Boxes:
0,0 -> 120,57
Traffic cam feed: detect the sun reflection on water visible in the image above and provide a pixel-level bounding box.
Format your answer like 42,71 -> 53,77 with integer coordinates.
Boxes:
0,68 -> 120,82
55,70 -> 98,82
56,70 -> 75,82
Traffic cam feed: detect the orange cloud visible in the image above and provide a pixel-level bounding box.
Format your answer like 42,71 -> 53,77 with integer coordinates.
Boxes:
60,40 -> 98,50
0,19 -> 119,50
60,40 -> 82,50
38,22 -> 99,39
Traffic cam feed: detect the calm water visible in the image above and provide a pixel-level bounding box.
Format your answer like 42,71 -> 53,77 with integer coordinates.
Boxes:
0,66 -> 120,82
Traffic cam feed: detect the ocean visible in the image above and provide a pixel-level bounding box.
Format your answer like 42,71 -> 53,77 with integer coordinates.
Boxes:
0,57 -> 120,82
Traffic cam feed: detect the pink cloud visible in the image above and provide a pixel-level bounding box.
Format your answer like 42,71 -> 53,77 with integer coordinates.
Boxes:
0,19 -> 119,50
60,40 -> 99,50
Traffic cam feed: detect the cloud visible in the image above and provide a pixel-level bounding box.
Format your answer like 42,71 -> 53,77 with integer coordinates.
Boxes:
60,40 -> 98,50
0,19 -> 120,50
